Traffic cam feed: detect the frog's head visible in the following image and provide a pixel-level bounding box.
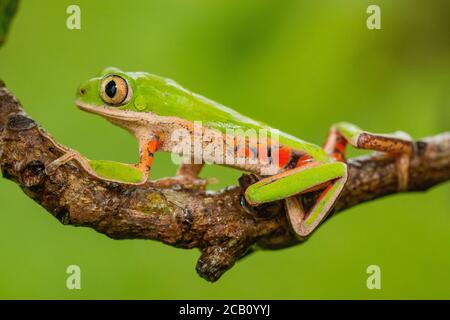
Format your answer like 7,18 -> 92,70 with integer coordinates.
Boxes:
76,67 -> 172,128
77,67 -> 133,111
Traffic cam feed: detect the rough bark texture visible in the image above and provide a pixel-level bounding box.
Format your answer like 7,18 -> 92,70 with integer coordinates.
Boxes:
1,82 -> 449,282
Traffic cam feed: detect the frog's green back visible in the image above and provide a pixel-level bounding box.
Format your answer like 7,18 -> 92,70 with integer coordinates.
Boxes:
79,68 -> 329,161
132,71 -> 327,160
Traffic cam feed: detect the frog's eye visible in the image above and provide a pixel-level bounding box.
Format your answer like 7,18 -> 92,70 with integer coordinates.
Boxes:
100,75 -> 130,106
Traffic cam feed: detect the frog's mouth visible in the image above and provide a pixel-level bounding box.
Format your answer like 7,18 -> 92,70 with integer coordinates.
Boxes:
75,100 -> 155,138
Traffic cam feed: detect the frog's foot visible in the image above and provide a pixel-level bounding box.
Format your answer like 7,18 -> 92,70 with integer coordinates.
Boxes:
324,123 -> 414,191
45,150 -> 90,176
153,162 -> 213,189
388,131 -> 413,191
47,148 -> 147,185
154,175 -> 215,190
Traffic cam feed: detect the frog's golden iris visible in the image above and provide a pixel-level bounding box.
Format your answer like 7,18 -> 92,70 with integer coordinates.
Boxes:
100,75 -> 130,106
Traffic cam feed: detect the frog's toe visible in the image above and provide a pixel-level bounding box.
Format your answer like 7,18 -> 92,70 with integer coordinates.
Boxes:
45,151 -> 78,176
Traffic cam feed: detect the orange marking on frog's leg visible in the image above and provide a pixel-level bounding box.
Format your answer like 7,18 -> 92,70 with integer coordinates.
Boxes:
315,182 -> 334,202
138,138 -> 161,180
324,124 -> 413,190
324,128 -> 348,162
282,153 -> 316,222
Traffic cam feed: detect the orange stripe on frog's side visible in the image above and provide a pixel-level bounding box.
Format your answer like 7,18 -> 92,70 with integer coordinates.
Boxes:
225,135 -> 313,171
264,144 -> 310,170
277,146 -> 292,168
331,135 -> 347,161
296,154 -> 313,167
235,137 -> 259,162
335,141 -> 346,153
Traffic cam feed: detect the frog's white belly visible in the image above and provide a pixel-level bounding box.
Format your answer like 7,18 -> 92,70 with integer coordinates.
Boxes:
76,102 -> 301,175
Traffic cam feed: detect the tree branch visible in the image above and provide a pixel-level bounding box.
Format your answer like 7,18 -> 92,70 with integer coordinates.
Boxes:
1,82 -> 449,281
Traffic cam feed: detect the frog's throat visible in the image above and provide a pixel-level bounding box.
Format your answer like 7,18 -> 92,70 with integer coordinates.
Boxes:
75,100 -> 194,144
76,100 -> 146,123
75,100 -> 157,141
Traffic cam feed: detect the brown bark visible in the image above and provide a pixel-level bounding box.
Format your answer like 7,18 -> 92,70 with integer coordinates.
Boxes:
1,82 -> 449,282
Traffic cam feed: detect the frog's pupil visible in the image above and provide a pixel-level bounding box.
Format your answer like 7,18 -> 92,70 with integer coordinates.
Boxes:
105,80 -> 117,98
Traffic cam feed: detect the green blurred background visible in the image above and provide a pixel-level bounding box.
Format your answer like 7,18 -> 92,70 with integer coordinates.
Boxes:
0,0 -> 449,299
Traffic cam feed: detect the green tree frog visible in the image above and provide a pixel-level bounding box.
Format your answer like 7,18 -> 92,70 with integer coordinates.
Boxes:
47,67 -> 413,238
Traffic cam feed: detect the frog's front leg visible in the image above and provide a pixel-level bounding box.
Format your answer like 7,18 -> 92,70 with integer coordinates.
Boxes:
166,163 -> 209,189
324,122 -> 413,190
136,134 -> 162,182
44,131 -> 97,178
45,137 -> 157,184
45,149 -> 93,176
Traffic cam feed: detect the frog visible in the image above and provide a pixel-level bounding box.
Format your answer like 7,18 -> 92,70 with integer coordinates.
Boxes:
46,67 -> 413,238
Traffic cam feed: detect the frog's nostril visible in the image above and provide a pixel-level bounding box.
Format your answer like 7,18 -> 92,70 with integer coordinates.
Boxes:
79,88 -> 86,95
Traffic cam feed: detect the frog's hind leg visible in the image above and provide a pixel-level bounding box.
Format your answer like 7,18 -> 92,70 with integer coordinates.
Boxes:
176,163 -> 204,179
173,162 -> 212,188
285,172 -> 347,238
244,161 -> 347,238
324,122 -> 413,190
